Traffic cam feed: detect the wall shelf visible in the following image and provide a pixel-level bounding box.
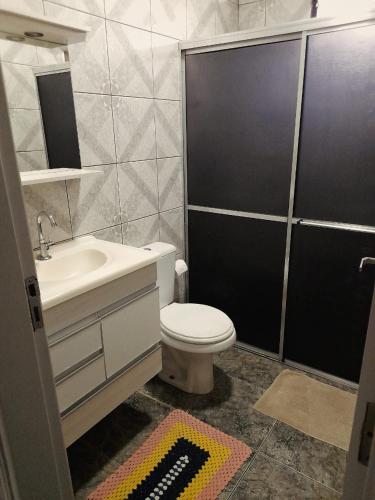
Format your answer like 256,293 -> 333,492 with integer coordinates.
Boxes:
0,7 -> 89,46
20,168 -> 102,186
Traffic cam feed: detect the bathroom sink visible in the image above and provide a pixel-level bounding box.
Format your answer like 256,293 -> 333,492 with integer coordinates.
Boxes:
37,248 -> 107,282
35,236 -> 159,310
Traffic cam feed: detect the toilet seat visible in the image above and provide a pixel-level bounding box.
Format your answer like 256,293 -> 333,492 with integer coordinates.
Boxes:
160,303 -> 235,349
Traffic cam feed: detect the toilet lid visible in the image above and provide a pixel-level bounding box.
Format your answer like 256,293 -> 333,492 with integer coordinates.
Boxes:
160,303 -> 234,344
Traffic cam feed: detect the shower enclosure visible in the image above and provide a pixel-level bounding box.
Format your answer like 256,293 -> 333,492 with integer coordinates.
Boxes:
182,16 -> 375,384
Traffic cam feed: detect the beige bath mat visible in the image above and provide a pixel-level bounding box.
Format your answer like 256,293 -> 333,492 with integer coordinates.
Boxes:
254,369 -> 357,450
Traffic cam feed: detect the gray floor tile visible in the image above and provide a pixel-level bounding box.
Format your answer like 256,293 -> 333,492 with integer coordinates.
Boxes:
142,366 -> 275,451
261,421 -> 347,493
215,348 -> 285,403
68,347 -> 349,499
230,453 -> 341,499
68,393 -> 170,498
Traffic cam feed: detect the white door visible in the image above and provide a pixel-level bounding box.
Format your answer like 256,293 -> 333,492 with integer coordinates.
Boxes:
344,274 -> 375,499
0,63 -> 73,498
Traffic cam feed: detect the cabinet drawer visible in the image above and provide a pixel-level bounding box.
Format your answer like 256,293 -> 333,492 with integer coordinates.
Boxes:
102,289 -> 160,378
49,322 -> 102,378
56,356 -> 106,413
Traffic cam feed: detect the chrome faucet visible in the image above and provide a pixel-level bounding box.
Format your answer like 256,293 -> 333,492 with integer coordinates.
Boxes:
36,211 -> 57,261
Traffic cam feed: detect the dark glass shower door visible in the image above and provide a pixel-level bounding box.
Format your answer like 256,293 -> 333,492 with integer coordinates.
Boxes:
284,26 -> 375,382
186,39 -> 301,353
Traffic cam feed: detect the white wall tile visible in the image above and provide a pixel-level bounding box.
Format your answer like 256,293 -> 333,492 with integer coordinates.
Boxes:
266,0 -> 312,26
123,213 -> 160,246
0,0 -> 43,14
112,96 -> 156,162
0,40 -> 38,65
9,109 -> 44,151
154,99 -> 182,158
17,151 -> 47,172
151,0 -> 187,39
216,0 -> 239,35
44,2 -> 110,94
74,92 -> 116,166
23,181 -> 72,249
107,21 -> 153,98
36,46 -> 66,66
187,0 -> 216,40
88,224 -> 123,243
45,0 -> 105,16
152,34 -> 180,100
67,164 -> 121,236
118,160 -> 158,222
159,207 -> 184,253
157,156 -> 183,212
239,1 -> 265,31
2,62 -> 39,109
105,0 -> 151,30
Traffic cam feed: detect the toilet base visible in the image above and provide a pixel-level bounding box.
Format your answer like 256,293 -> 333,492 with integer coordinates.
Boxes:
158,343 -> 214,394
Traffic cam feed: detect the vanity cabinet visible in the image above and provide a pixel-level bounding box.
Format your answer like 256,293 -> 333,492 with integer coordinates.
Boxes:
101,289 -> 160,378
56,356 -> 106,413
44,264 -> 162,446
49,321 -> 102,379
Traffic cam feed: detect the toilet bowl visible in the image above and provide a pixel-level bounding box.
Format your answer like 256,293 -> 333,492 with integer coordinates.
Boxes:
143,242 -> 236,394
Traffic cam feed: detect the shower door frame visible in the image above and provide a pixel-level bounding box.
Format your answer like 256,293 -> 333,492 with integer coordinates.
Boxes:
180,12 -> 375,389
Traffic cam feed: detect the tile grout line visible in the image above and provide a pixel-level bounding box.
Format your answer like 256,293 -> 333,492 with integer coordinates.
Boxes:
103,11 -> 123,239
137,388 -> 176,411
257,452 -> 343,496
226,420 -> 278,499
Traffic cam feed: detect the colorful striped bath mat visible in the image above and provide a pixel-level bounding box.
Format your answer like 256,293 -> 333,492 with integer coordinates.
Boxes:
88,409 -> 251,499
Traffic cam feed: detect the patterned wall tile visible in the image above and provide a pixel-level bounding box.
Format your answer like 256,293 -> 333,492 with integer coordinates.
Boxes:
9,109 -> 44,151
112,96 -> 156,162
0,39 -> 38,65
157,156 -> 183,212
17,151 -> 48,172
118,160 -> 158,222
154,99 -> 182,158
74,92 -> 116,166
122,214 -> 160,247
152,34 -> 180,100
187,0 -> 216,40
23,181 -> 72,249
239,1 -> 265,30
216,0 -> 239,35
2,62 -> 39,109
151,0 -> 187,39
67,164 -> 121,236
105,0 -> 151,30
46,0 -> 105,16
88,224 -> 123,243
107,21 -> 153,98
266,0 -> 312,26
0,0 -> 43,14
159,207 -> 184,253
44,2 -> 110,94
36,46 -> 66,66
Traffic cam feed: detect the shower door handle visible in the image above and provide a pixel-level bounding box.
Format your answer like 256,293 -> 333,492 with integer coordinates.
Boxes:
359,257 -> 375,272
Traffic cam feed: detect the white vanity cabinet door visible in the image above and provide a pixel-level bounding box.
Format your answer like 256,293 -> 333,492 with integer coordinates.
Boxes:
49,322 -> 102,378
56,356 -> 106,413
101,289 -> 160,378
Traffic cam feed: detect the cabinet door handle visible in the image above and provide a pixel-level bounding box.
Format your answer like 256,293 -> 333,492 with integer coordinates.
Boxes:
359,257 -> 375,272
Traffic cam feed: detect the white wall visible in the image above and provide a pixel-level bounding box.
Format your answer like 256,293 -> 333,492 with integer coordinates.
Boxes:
1,0 -> 239,258
239,0 -> 375,31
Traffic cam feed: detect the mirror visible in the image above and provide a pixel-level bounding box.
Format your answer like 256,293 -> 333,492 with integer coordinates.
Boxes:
0,34 -> 81,172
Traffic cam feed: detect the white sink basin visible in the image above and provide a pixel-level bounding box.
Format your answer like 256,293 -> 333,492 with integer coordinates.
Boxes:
36,236 -> 159,310
37,248 -> 108,282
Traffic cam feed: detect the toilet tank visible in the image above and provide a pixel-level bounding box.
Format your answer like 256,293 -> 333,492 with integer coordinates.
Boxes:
143,242 -> 176,309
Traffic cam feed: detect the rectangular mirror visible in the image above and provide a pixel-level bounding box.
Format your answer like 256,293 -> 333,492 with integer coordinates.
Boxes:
0,35 -> 81,172
34,64 -> 81,170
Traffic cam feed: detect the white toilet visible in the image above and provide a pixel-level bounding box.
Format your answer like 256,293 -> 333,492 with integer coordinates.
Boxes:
144,242 -> 236,394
